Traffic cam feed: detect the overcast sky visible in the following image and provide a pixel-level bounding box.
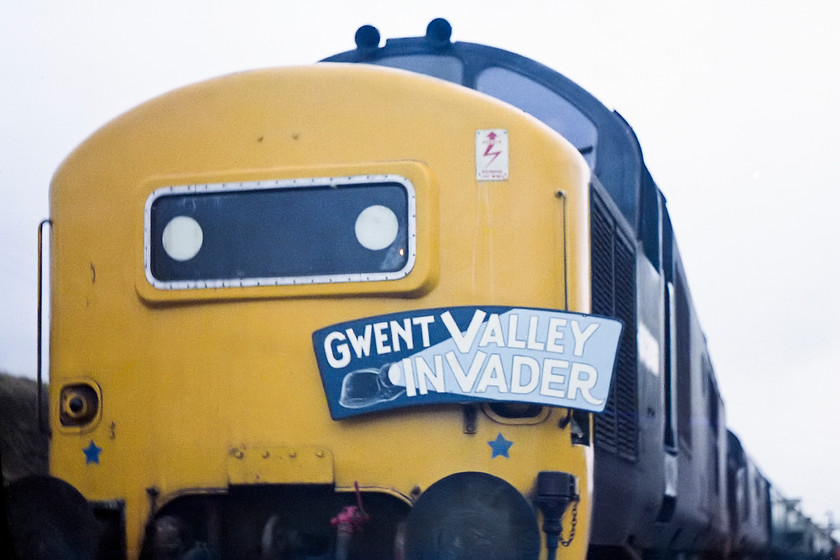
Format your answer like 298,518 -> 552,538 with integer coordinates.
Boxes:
2,0 -> 839,534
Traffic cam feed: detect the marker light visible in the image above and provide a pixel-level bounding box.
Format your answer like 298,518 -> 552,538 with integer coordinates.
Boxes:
60,383 -> 100,427
162,216 -> 203,261
355,205 -> 398,251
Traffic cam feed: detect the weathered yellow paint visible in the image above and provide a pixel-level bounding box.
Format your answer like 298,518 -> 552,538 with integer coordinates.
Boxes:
48,63 -> 593,559
226,446 -> 335,485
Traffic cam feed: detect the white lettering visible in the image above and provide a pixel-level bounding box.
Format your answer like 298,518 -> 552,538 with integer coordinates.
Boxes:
324,331 -> 351,368
511,355 -> 540,394
506,314 -> 527,349
373,321 -> 390,354
571,321 -> 598,357
345,325 -> 373,359
446,350 -> 486,393
526,315 -> 545,351
412,315 -> 435,348
390,319 -> 413,352
402,358 -> 417,397
541,358 -> 569,398
415,355 -> 446,395
476,354 -> 508,393
546,317 -> 566,353
324,309 -> 618,412
568,363 -> 603,405
441,310 -> 486,353
478,313 -> 505,348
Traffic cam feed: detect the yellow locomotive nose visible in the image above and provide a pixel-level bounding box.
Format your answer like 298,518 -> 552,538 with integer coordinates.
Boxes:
43,25 -> 596,560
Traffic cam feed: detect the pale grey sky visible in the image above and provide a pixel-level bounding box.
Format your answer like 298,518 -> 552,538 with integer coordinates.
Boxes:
2,0 -> 839,532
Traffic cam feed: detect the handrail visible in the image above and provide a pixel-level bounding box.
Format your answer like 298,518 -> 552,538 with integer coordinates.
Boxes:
37,219 -> 52,436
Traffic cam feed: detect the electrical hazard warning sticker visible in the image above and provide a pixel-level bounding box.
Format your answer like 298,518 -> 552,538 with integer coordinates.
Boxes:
476,129 -> 509,181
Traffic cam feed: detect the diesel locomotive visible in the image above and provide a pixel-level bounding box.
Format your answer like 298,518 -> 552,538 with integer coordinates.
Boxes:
6,17 -> 836,560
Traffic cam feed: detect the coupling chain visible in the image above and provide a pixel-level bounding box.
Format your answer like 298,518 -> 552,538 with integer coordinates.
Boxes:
560,498 -> 579,547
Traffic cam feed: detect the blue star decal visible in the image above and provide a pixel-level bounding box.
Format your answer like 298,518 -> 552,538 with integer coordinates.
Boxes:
488,432 -> 513,458
83,440 -> 102,465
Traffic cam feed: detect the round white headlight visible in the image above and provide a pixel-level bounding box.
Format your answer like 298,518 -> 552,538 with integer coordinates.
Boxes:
355,205 -> 399,251
162,216 -> 203,261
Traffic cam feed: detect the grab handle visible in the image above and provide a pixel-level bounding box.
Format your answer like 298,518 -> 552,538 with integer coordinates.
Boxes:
37,219 -> 52,436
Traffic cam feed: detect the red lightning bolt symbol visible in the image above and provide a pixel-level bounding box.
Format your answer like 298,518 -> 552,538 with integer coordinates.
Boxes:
483,136 -> 502,167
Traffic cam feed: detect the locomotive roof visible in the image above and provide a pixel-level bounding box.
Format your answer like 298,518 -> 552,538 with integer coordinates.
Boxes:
322,18 -> 654,238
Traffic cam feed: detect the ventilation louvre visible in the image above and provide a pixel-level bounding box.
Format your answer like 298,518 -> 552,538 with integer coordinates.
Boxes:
590,189 -> 639,461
